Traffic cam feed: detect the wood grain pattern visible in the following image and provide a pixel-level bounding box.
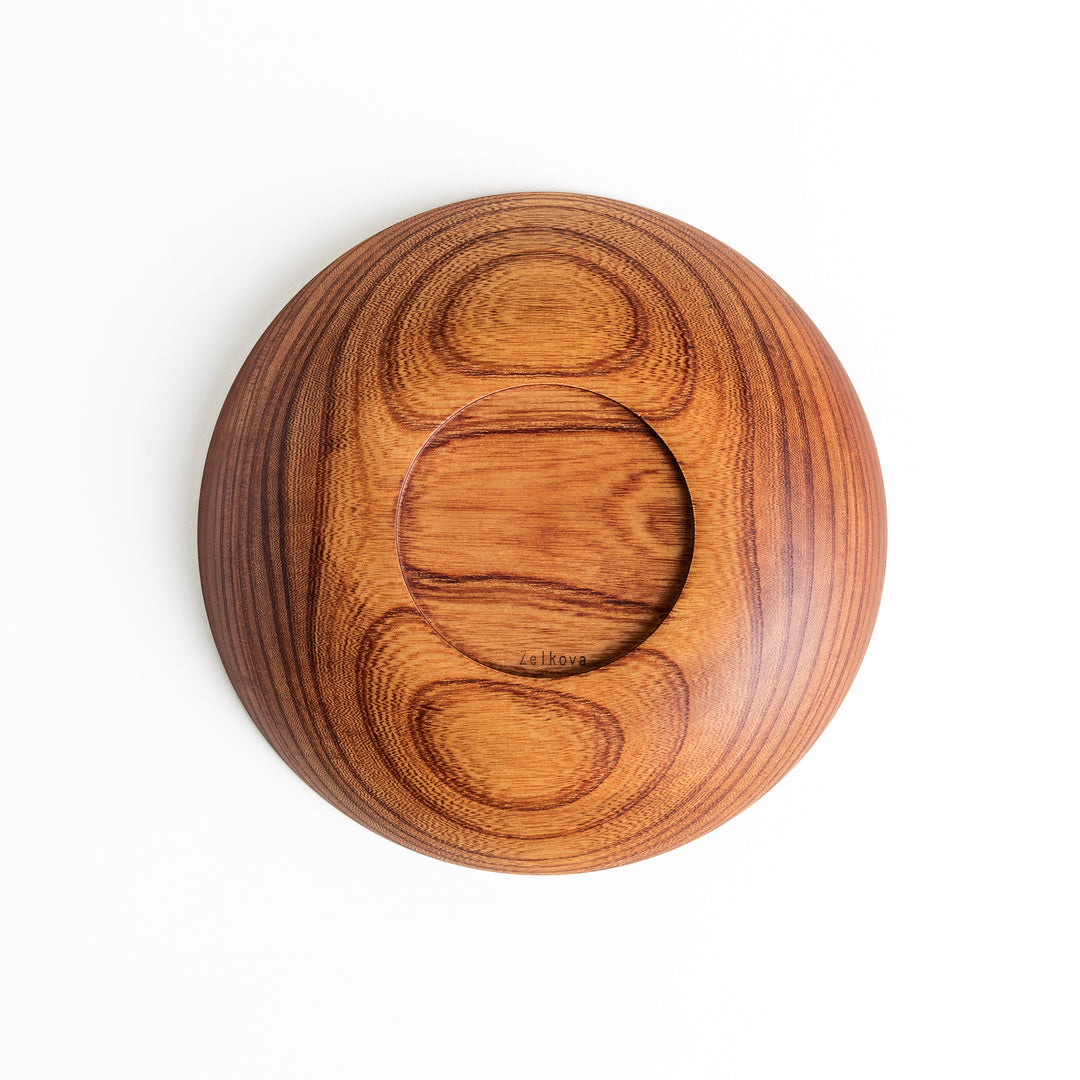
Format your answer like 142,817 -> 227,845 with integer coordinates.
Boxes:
199,192 -> 886,874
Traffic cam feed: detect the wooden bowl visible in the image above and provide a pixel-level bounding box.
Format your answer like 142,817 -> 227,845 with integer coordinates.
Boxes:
199,192 -> 886,873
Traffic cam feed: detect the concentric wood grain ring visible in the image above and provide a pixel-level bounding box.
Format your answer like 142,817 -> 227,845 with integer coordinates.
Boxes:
199,192 -> 886,874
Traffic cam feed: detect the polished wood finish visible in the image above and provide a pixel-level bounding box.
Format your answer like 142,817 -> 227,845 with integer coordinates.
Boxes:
199,192 -> 886,874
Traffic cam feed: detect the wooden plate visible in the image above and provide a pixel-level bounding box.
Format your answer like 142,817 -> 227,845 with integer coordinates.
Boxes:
199,192 -> 886,874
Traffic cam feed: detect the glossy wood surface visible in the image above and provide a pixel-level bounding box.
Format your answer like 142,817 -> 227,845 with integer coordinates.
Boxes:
199,192 -> 886,874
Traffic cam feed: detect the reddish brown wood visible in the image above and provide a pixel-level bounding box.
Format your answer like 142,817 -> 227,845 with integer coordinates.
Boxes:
199,192 -> 886,874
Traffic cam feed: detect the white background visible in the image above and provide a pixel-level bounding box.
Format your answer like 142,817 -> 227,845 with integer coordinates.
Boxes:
3,2 -> 1077,1077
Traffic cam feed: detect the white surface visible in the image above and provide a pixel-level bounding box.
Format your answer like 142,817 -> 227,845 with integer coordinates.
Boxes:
3,2 -> 1076,1077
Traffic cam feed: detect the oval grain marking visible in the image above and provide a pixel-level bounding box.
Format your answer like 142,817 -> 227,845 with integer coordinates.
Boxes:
355,610 -> 690,847
376,223 -> 696,428
410,680 -> 623,811
436,252 -> 644,373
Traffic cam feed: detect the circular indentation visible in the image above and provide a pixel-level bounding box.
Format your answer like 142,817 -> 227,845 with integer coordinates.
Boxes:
396,384 -> 694,677
437,253 -> 642,372
411,680 -> 623,810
